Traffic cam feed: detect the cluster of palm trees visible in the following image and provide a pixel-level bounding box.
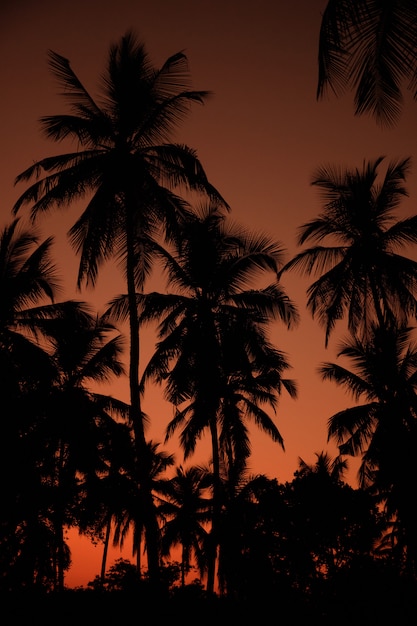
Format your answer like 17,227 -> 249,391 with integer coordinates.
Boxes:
280,155 -> 417,579
2,31 -> 299,594
3,2 -> 417,598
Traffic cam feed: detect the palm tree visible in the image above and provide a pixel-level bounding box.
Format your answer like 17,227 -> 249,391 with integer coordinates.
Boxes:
0,218 -> 77,590
76,418 -> 133,589
217,345 -> 297,480
319,322 -> 417,577
280,156 -> 417,346
0,217 -> 62,390
109,440 -> 175,583
36,303 -> 129,590
133,203 -> 299,593
215,465 -> 273,599
12,31 -> 227,587
295,450 -> 347,482
158,464 -> 212,587
317,0 -> 417,126
0,218 -> 128,589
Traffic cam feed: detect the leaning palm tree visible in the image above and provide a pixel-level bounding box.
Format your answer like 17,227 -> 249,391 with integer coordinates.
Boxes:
131,203 -> 299,593
319,322 -> 417,577
317,0 -> 417,127
12,31 -> 227,587
280,156 -> 417,346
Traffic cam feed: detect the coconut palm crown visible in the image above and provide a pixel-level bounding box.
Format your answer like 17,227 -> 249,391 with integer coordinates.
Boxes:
317,0 -> 417,127
280,156 -> 417,346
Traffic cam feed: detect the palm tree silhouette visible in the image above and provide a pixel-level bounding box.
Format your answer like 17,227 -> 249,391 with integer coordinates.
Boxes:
0,218 -> 128,589
39,304 -> 128,590
319,322 -> 417,577
295,450 -> 347,481
12,31 -> 227,588
76,418 -> 133,589
280,156 -> 417,346
0,218 -> 63,590
107,440 -> 175,582
135,203 -> 298,593
217,344 -> 297,478
158,464 -> 212,587
0,217 -> 62,389
317,0 -> 417,126
215,466 -> 273,599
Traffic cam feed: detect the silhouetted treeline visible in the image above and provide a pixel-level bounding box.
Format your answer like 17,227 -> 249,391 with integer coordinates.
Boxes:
3,3 -> 417,616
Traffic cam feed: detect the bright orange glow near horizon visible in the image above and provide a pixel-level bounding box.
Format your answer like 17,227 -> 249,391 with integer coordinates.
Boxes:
2,0 -> 417,588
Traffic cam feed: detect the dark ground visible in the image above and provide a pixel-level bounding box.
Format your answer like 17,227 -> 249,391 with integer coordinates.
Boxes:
1,591 -> 417,626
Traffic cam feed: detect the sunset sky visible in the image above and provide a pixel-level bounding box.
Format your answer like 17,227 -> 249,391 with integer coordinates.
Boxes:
2,0 -> 417,587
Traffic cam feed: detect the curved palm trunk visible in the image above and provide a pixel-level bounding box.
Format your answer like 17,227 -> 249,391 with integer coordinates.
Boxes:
180,546 -> 186,587
206,416 -> 221,596
100,514 -> 112,587
125,213 -> 161,591
55,521 -> 65,592
135,526 -> 142,574
55,439 -> 66,592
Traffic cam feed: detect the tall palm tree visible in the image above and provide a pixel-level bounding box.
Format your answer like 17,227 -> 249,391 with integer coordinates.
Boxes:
280,156 -> 417,346
12,31 -> 227,587
317,0 -> 417,127
319,322 -> 417,576
132,203 -> 299,593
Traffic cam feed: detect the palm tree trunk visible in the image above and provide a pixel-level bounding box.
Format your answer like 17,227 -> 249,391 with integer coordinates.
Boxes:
181,551 -> 186,587
100,515 -> 112,587
125,211 -> 161,592
53,521 -> 65,592
55,439 -> 66,592
206,417 -> 221,596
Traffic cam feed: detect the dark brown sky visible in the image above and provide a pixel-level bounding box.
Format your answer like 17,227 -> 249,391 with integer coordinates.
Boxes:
2,0 -> 417,586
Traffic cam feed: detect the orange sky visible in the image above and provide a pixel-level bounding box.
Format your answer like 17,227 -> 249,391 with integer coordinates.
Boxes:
2,0 -> 417,588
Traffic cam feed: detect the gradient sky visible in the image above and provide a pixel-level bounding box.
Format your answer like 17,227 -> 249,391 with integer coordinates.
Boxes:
2,0 -> 417,588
